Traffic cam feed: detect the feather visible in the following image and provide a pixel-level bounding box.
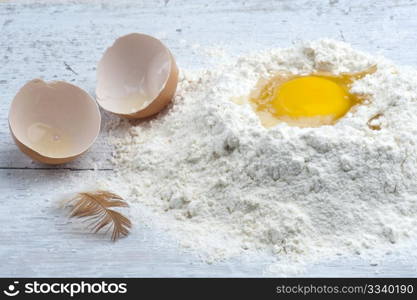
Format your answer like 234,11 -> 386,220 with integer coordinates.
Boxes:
66,190 -> 131,241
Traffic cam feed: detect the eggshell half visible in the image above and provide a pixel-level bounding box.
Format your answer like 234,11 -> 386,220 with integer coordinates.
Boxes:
96,33 -> 178,119
9,79 -> 101,164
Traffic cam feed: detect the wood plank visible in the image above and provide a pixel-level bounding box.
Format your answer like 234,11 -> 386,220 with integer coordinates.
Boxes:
2,0 -> 417,169
0,168 -> 270,277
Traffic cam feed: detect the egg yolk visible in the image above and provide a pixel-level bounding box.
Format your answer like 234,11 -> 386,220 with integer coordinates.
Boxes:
273,76 -> 350,120
250,66 -> 376,127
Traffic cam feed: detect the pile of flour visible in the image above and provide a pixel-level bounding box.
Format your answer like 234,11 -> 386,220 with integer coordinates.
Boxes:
106,39 -> 417,271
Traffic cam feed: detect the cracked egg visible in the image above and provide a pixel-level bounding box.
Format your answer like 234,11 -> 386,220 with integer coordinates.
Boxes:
96,33 -> 179,119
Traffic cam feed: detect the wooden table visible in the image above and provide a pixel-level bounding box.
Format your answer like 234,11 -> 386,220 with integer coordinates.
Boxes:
1,0 -> 417,277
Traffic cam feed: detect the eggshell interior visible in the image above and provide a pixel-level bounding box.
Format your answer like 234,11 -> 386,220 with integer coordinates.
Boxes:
9,79 -> 101,160
96,33 -> 174,115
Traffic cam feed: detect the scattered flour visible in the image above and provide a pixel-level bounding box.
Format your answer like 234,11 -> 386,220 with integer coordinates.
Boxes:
105,39 -> 417,273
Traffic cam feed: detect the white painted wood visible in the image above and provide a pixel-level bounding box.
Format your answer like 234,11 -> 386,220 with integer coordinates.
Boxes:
0,0 -> 417,277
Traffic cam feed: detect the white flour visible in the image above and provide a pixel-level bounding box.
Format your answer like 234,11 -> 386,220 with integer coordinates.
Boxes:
106,39 -> 417,273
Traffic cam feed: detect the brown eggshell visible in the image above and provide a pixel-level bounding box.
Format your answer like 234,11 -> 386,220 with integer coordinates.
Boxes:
8,79 -> 101,164
96,33 -> 178,119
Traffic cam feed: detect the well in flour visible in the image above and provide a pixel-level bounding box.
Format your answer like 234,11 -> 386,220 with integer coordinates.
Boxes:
106,39 -> 417,273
